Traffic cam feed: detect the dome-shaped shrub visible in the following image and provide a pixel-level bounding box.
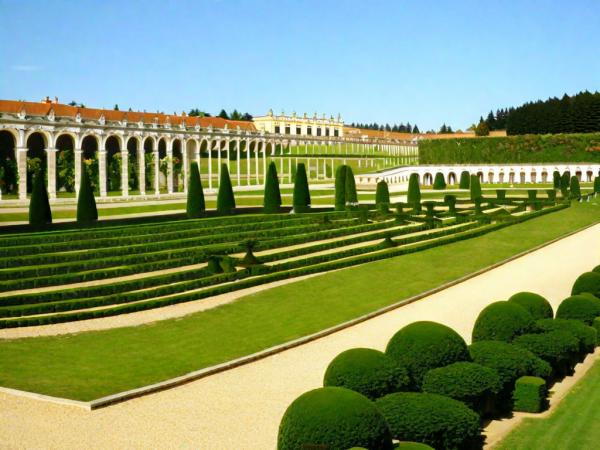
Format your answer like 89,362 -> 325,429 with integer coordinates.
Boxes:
277,387 -> 393,450
508,292 -> 553,320
472,301 -> 534,343
398,442 -> 435,450
571,272 -> 600,298
513,331 -> 579,375
323,348 -> 410,400
422,362 -> 501,415
385,321 -> 470,389
556,295 -> 600,325
535,319 -> 597,356
376,392 -> 481,450
593,265 -> 600,274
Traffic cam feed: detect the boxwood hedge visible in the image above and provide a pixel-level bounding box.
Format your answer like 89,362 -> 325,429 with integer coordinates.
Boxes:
571,271 -> 600,298
472,301 -> 535,343
513,376 -> 547,413
535,318 -> 597,356
513,330 -> 580,376
508,292 -> 553,320
555,295 -> 600,325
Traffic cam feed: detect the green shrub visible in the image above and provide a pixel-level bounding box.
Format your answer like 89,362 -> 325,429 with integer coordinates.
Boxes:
263,162 -> 282,213
397,442 -> 434,450
527,190 -> 537,201
472,301 -> 534,343
385,321 -> 470,389
77,166 -> 98,223
433,172 -> 446,190
186,162 -> 205,218
206,256 -> 224,274
375,392 -> 481,450
569,176 -> 581,199
513,331 -> 579,375
29,169 -> 52,228
459,170 -> 470,189
556,295 -> 600,325
513,376 -> 547,413
594,265 -> 600,274
345,166 -> 358,209
422,361 -> 501,416
469,175 -> 482,201
535,318 -> 597,356
407,174 -> 421,210
560,171 -> 571,197
277,387 -> 393,450
216,164 -> 235,214
553,171 -> 561,189
444,194 -> 457,214
376,180 -> 391,212
594,176 -> 600,193
323,348 -> 410,400
546,189 -> 556,201
593,318 -> 600,344
293,163 -> 310,213
571,271 -> 600,298
508,292 -> 553,320
496,189 -> 506,200
334,165 -> 348,211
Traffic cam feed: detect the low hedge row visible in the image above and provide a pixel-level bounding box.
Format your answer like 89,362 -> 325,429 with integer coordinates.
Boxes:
512,376 -> 547,413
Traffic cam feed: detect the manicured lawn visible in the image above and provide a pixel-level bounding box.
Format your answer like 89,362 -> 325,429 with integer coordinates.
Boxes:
496,359 -> 600,450
0,202 -> 597,401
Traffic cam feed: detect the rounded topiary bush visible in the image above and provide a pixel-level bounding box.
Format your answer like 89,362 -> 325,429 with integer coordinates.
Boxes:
376,392 -> 481,450
472,301 -> 535,343
571,272 -> 600,298
398,442 -> 435,450
385,321 -> 470,389
508,292 -> 553,320
323,348 -> 410,400
555,295 -> 600,325
535,318 -> 597,356
594,265 -> 600,274
422,361 -> 501,416
433,172 -> 446,190
375,180 -> 391,212
277,387 -> 393,450
513,331 -> 580,376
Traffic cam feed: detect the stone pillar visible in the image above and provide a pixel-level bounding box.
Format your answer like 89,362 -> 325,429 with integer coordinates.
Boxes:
288,158 -> 292,183
217,139 -> 222,174
207,140 -> 213,190
254,142 -> 259,184
74,148 -> 82,196
45,147 -> 57,200
225,138 -> 230,171
182,144 -> 189,194
166,144 -> 173,194
153,150 -> 160,196
236,139 -> 241,186
262,141 -> 267,185
98,150 -> 107,198
16,147 -> 27,200
138,147 -> 146,196
246,141 -> 251,185
121,149 -> 129,197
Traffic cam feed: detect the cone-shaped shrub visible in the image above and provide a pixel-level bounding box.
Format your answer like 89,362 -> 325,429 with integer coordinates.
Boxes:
571,272 -> 600,298
28,168 -> 52,227
569,176 -> 581,199
263,161 -> 281,213
553,171 -> 561,189
508,292 -> 553,320
469,174 -> 482,201
334,165 -> 348,211
345,165 -> 358,209
278,387 -> 394,450
216,164 -> 235,214
594,176 -> 600,193
375,180 -> 390,212
186,162 -> 205,218
407,173 -> 421,210
293,163 -> 310,213
560,171 -> 570,197
77,166 -> 98,224
459,170 -> 470,189
432,172 -> 446,190
472,301 -> 534,343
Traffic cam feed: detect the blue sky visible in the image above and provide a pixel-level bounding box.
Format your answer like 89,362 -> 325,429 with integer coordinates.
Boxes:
1,0 -> 599,131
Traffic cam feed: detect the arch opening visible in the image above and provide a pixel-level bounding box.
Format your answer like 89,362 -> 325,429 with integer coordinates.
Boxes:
0,130 -> 17,195
56,134 -> 75,193
81,135 -> 99,192
26,132 -> 47,193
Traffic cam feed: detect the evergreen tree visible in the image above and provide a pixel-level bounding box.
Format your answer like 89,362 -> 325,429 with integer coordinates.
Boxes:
459,171 -> 471,189
470,174 -> 482,201
552,171 -> 561,189
263,161 -> 282,213
433,172 -> 446,190
218,109 -> 229,119
560,171 -> 571,197
407,173 -> 421,209
216,164 -> 235,214
344,166 -> 358,208
475,120 -> 490,136
77,165 -> 98,223
186,162 -> 205,218
412,124 -> 420,133
293,163 -> 310,213
569,176 -> 581,199
375,180 -> 390,212
334,164 -> 348,211
406,122 -> 412,133
594,176 -> 600,193
29,168 -> 52,227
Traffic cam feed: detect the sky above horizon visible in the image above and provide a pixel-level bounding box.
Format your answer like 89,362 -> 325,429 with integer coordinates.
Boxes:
1,0 -> 599,131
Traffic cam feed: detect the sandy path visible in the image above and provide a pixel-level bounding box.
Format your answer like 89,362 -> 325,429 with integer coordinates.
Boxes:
0,224 -> 598,449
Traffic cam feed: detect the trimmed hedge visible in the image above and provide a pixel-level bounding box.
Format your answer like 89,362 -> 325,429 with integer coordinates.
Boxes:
398,443 -> 435,450
472,301 -> 535,343
263,161 -> 282,213
77,166 -> 98,223
334,165 -> 348,211
459,170 -> 470,189
422,361 -> 501,416
594,176 -> 600,193
569,176 -> 581,199
323,348 -> 410,400
216,164 -> 235,214
513,376 -> 547,413
535,318 -> 597,356
553,171 -> 561,189
469,175 -> 482,201
508,292 -> 553,320
293,163 -> 310,213
277,387 -> 393,450
513,331 -> 580,376
386,321 -> 470,389
186,162 -> 205,218
555,295 -> 600,325
28,168 -> 52,228
375,392 -> 481,450
433,172 -> 446,190
571,271 -> 600,298
407,173 -> 421,209
376,180 -> 390,212
345,165 -> 358,208
593,317 -> 600,344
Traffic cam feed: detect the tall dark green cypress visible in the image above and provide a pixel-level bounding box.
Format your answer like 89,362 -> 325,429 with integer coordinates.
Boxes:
375,180 -> 390,212
569,176 -> 581,199
407,173 -> 421,210
292,163 -> 310,213
344,165 -> 358,208
28,168 -> 52,227
552,171 -> 561,189
459,171 -> 470,189
469,174 -> 482,201
334,164 -> 348,211
263,161 -> 281,213
186,162 -> 205,218
594,176 -> 600,193
560,171 -> 571,197
77,166 -> 98,223
216,163 -> 235,214
433,172 -> 446,190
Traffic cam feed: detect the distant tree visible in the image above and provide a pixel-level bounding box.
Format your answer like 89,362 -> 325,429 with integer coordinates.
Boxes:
439,124 -> 448,134
230,109 -> 242,121
475,120 -> 490,136
406,122 -> 412,133
412,124 -> 420,133
114,104 -> 119,111
218,109 -> 229,119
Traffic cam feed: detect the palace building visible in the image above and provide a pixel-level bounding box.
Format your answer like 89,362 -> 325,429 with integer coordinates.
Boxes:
252,110 -> 344,138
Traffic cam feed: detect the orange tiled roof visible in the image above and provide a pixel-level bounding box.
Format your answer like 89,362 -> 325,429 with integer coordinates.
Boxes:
343,126 -> 416,140
0,99 -> 257,132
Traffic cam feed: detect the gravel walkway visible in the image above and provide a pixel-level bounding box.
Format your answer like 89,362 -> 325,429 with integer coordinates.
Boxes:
0,224 -> 598,449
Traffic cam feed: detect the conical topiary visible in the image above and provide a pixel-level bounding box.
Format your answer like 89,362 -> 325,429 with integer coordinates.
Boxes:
470,174 -> 482,201
433,172 -> 446,190
77,165 -> 98,224
344,165 -> 358,209
186,162 -> 205,218
407,173 -> 421,211
29,168 -> 52,227
569,176 -> 581,199
216,163 -> 236,214
293,163 -> 310,213
459,171 -> 470,189
375,180 -> 390,212
263,161 -> 282,213
560,171 -> 570,197
552,171 -> 561,189
334,165 -> 348,211
594,176 -> 600,193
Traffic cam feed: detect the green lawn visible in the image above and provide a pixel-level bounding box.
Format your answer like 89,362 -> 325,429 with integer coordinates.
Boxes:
0,202 -> 597,401
495,359 -> 600,450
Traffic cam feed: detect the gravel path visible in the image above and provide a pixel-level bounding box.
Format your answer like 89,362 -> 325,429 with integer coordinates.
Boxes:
0,224 -> 598,449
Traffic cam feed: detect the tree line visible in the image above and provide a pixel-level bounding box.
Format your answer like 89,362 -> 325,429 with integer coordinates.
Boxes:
349,122 -> 420,134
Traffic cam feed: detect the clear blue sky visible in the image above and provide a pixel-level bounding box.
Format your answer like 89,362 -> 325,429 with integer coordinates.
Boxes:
1,0 -> 599,131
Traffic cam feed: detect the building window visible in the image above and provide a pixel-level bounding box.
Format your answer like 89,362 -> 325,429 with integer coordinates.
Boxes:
307,126 -> 312,135
275,126 -> 280,134
316,127 -> 322,136
334,129 -> 339,137
285,126 -> 291,134
325,128 -> 330,137
296,126 -> 301,135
